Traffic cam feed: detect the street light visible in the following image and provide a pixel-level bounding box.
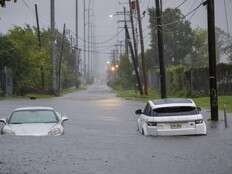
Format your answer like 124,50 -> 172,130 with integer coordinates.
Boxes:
111,66 -> 116,72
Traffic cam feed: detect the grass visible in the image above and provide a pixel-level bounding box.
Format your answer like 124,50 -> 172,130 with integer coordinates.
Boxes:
115,89 -> 232,112
0,86 -> 87,100
193,96 -> 232,112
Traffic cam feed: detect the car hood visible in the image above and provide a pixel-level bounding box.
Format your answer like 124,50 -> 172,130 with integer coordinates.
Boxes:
8,123 -> 57,136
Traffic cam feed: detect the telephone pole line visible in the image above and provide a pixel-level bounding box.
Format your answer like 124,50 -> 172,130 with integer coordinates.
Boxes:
35,4 -> 45,89
135,0 -> 148,95
58,23 -> 66,95
35,4 -> 41,48
83,0 -> 86,81
128,0 -> 139,73
155,0 -> 166,98
206,0 -> 218,121
123,8 -> 129,57
50,0 -> 56,93
87,1 -> 91,81
75,0 -> 79,74
124,7 -> 143,95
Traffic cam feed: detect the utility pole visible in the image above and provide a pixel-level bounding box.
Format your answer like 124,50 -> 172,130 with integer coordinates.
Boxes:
35,4 -> 45,89
50,0 -> 56,94
75,0 -> 79,74
83,0 -> 86,82
155,0 -> 166,98
87,2 -> 91,82
206,0 -> 218,121
135,0 -> 148,95
91,23 -> 94,76
128,0 -> 139,71
123,8 -> 129,57
35,4 -> 41,48
124,8 -> 143,95
58,23 -> 66,95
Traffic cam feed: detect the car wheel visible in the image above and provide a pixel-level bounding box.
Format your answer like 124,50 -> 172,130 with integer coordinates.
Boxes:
141,128 -> 144,135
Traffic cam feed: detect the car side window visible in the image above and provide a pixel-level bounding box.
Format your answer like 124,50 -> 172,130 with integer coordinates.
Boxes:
143,103 -> 152,116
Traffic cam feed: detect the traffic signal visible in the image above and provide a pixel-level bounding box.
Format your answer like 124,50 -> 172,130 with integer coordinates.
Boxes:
0,0 -> 17,7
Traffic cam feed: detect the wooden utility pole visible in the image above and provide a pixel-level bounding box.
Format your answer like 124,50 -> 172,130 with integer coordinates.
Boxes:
50,0 -> 56,93
124,7 -> 143,95
35,4 -> 41,48
87,2 -> 91,81
128,0 -> 139,73
206,0 -> 218,121
155,0 -> 166,98
83,0 -> 86,81
58,24 -> 66,95
123,8 -> 129,57
35,4 -> 45,89
75,0 -> 79,74
135,0 -> 148,95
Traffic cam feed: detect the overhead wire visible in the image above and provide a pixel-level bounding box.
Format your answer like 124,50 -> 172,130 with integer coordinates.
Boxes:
69,28 -> 124,45
224,0 -> 231,35
155,2 -> 203,27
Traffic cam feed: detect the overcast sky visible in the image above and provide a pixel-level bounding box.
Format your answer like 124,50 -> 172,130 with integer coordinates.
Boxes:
0,0 -> 231,74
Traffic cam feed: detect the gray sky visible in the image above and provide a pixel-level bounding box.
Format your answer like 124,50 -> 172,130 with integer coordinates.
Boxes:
0,0 -> 231,74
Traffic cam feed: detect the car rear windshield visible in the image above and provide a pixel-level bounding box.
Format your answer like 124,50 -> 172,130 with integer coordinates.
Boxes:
153,106 -> 198,117
9,110 -> 58,124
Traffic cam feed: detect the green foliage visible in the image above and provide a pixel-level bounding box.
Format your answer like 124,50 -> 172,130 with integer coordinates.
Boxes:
0,34 -> 18,69
112,54 -> 135,90
147,8 -> 194,66
191,28 -> 208,67
0,25 -> 79,96
166,65 -> 186,96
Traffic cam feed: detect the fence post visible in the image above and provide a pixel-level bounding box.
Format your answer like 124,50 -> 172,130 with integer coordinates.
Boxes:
224,104 -> 228,128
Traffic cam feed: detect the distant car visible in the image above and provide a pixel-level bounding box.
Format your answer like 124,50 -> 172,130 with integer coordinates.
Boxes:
135,98 -> 207,136
0,107 -> 68,136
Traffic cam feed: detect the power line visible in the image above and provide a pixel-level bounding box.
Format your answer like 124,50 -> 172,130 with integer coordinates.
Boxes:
224,0 -> 231,35
21,0 -> 49,26
69,28 -> 124,45
155,2 -> 203,27
175,0 -> 189,9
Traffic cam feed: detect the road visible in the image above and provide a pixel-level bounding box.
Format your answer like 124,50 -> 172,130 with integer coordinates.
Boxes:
0,83 -> 232,174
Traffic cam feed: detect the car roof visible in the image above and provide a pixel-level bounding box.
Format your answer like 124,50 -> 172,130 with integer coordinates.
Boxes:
13,107 -> 55,112
149,98 -> 196,109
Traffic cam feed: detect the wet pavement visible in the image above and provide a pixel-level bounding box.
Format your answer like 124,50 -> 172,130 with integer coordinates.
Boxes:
0,83 -> 232,174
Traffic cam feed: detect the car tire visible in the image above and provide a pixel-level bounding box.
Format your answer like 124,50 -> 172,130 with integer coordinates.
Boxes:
141,128 -> 144,135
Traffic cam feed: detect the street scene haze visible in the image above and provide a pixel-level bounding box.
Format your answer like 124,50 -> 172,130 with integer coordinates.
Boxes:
0,0 -> 232,174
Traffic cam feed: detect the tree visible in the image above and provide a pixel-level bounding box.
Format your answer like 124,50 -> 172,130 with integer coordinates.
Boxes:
191,28 -> 208,67
0,34 -> 18,69
112,54 -> 135,89
0,0 -> 17,7
215,27 -> 232,63
0,25 -> 79,95
147,8 -> 194,66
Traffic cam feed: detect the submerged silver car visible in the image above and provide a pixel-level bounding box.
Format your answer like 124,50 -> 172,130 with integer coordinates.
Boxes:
0,107 -> 68,136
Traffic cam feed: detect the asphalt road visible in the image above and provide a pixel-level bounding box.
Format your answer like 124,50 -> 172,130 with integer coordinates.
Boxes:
0,83 -> 232,174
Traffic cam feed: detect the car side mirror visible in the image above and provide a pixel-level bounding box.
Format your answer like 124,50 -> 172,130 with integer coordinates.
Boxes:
61,116 -> 69,122
197,107 -> 201,112
0,118 -> 7,125
135,109 -> 142,115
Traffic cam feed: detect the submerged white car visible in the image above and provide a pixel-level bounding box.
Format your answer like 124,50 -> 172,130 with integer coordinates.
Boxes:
0,107 -> 68,136
136,98 -> 207,136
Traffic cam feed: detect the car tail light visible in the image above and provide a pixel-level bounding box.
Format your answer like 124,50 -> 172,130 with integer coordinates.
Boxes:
146,122 -> 157,126
195,119 -> 203,124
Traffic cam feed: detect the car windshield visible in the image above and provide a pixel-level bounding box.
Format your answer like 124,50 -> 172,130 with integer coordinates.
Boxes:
154,106 -> 198,117
9,110 -> 58,124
